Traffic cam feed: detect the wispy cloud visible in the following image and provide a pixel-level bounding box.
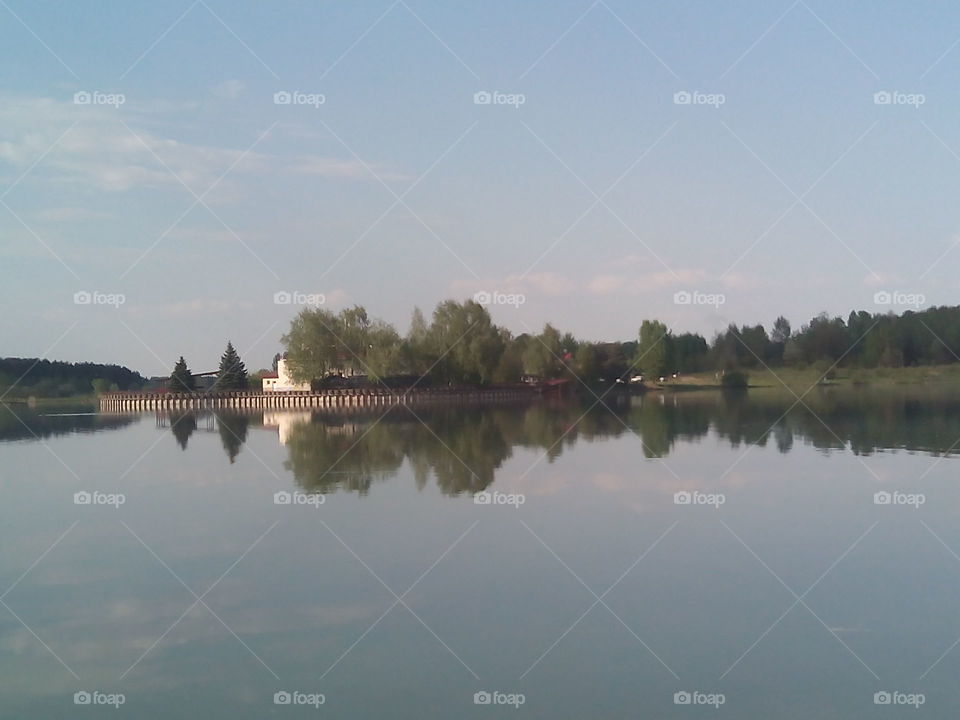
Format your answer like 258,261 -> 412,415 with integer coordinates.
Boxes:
0,94 -> 398,194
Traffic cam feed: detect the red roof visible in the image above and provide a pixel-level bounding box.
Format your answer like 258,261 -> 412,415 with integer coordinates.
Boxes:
262,372 -> 279,379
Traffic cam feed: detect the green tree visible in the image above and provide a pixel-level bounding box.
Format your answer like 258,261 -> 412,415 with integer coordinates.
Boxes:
283,306 -> 401,383
365,322 -> 402,381
574,343 -> 603,381
91,378 -> 110,394
169,356 -> 195,392
282,307 -> 341,383
522,323 -> 563,378
636,320 -> 670,377
215,342 -> 248,390
771,316 -> 791,344
426,299 -> 504,385
493,329 -> 524,383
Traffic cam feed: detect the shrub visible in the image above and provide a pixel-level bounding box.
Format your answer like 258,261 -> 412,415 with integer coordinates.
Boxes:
720,370 -> 748,389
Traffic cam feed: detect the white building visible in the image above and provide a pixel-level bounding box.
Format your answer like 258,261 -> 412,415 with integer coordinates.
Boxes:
262,357 -> 311,392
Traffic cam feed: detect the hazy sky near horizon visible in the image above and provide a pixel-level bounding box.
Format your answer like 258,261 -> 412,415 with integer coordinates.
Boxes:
3,0 -> 960,373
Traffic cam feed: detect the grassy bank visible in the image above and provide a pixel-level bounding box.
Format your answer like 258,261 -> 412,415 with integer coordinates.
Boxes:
656,365 -> 960,391
1,394 -> 98,407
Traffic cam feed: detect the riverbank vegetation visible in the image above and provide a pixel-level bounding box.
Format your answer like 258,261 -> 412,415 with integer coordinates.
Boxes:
281,300 -> 960,388
0,358 -> 145,399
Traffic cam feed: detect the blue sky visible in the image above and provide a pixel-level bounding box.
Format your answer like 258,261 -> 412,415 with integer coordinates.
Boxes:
3,0 -> 960,373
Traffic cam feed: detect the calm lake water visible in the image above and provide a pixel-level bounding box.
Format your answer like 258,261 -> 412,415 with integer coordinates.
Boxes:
2,388 -> 960,718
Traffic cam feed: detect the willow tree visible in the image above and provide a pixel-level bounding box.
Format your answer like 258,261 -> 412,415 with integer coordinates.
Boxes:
282,305 -> 401,383
426,299 -> 504,385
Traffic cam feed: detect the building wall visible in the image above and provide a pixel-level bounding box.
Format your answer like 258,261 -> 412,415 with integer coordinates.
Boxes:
262,358 -> 311,392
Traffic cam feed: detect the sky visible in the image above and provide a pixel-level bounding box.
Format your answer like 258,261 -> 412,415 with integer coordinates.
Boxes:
3,0 -> 960,374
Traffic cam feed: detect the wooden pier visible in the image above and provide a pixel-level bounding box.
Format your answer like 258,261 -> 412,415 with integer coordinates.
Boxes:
99,386 -> 539,413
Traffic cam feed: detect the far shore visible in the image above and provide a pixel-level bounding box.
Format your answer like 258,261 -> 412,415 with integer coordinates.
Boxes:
650,364 -> 960,391
9,365 -> 960,406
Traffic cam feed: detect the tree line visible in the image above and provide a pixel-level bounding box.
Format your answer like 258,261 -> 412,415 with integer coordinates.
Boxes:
280,300 -> 960,387
0,358 -> 146,398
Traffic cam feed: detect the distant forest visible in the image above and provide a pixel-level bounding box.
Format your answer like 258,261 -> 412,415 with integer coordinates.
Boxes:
0,358 -> 146,398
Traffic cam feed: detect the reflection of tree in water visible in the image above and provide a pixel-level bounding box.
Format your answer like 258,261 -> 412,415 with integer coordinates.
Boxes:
169,410 -> 198,450
215,412 -> 250,463
635,388 -> 960,457
284,404 -> 633,497
283,416 -> 406,495
279,387 -> 960,497
409,408 -> 512,495
283,408 -> 515,496
0,404 -> 138,443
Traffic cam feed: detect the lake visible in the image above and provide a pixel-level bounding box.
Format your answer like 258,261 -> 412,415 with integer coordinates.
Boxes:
1,387 -> 958,718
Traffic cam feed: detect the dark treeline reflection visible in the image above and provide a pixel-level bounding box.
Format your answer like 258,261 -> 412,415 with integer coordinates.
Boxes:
275,388 -> 960,497
164,410 -> 256,461
0,403 -> 138,442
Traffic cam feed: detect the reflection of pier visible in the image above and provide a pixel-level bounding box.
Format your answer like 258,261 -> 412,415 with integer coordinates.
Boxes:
155,411 -> 217,431
100,387 -> 538,413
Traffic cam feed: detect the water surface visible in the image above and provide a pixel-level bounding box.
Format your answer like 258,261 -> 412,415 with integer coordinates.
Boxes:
2,388 -> 959,718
